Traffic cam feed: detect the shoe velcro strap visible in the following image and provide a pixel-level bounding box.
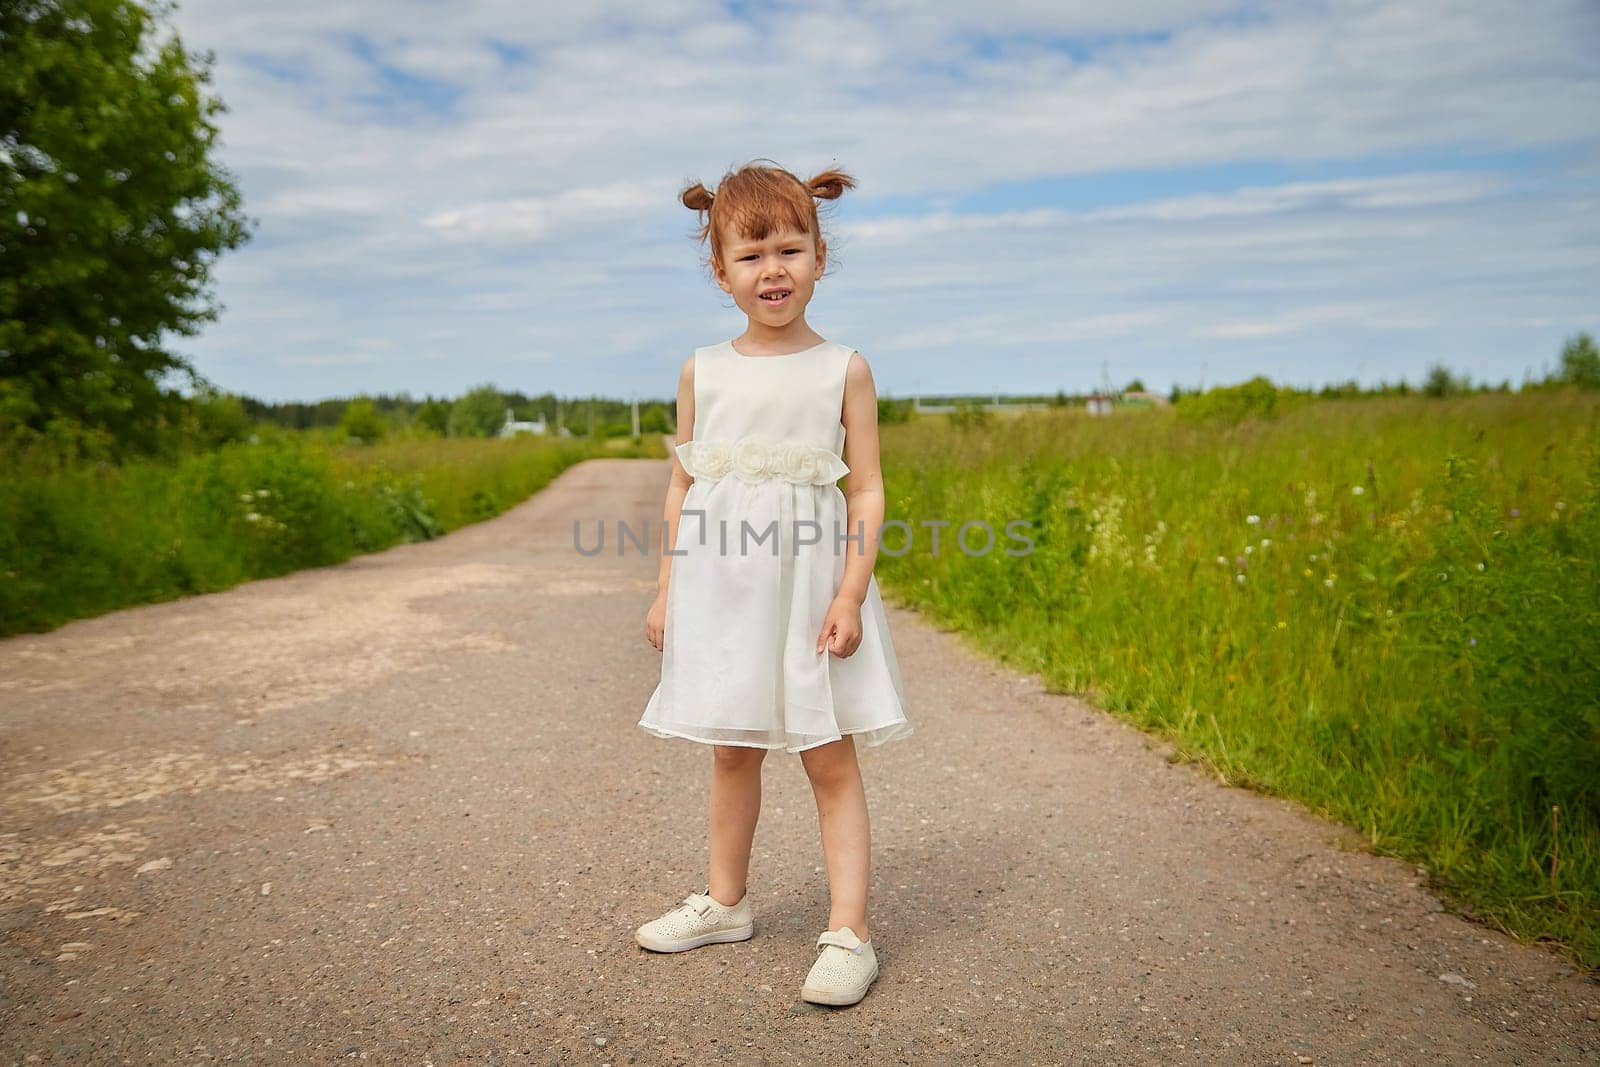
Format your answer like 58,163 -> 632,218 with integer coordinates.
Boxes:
816,930 -> 863,954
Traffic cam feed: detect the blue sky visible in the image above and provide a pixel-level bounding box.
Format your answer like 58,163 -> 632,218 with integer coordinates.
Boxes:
168,0 -> 1600,402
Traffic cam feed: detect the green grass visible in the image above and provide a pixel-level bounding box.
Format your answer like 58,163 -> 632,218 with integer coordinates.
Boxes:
875,390 -> 1600,969
0,428 -> 659,636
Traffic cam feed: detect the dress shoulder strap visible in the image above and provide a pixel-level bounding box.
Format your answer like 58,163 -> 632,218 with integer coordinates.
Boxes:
689,340 -> 729,418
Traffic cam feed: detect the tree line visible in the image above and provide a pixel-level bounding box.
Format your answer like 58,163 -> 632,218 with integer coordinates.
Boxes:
244,387 -> 674,445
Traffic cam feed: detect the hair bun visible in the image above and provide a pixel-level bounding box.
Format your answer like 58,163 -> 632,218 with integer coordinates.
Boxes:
806,168 -> 857,201
681,182 -> 715,213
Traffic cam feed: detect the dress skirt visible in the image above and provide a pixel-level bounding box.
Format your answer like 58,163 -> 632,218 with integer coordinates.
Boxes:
638,473 -> 914,754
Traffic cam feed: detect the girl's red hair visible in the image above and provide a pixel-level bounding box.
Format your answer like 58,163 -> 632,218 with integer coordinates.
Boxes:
680,159 -> 856,278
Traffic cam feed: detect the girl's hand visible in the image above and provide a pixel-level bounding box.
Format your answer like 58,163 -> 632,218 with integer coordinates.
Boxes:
817,596 -> 863,658
645,591 -> 667,652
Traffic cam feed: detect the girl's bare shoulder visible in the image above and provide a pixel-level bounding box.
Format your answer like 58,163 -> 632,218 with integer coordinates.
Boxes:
677,351 -> 698,384
843,348 -> 877,390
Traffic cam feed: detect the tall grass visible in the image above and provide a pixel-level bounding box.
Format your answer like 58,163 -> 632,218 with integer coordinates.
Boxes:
875,391 -> 1600,968
0,430 -> 649,636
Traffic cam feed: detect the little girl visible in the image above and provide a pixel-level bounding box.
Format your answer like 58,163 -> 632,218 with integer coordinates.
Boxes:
635,159 -> 914,1006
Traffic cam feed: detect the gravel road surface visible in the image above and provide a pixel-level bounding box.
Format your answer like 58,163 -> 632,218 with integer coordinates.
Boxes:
2,457 -> 1596,1064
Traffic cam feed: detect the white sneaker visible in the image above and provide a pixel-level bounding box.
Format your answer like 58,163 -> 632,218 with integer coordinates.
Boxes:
800,925 -> 878,1005
635,887 -> 754,953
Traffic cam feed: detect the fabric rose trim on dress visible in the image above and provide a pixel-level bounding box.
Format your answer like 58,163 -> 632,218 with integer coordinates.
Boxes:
676,435 -> 850,485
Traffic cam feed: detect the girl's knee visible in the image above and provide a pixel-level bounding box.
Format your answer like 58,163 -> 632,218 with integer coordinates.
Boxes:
712,744 -> 767,770
799,737 -> 858,786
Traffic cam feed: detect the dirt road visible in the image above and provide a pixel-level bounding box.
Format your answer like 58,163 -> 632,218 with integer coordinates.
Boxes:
2,458 -> 1595,1064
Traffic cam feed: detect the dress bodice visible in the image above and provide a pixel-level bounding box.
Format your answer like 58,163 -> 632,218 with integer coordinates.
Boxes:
675,339 -> 853,485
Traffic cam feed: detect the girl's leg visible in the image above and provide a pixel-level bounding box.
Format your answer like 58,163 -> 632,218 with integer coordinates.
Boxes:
708,744 -> 767,906
798,736 -> 870,941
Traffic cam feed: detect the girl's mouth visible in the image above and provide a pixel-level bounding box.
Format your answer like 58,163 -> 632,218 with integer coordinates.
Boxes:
759,290 -> 792,306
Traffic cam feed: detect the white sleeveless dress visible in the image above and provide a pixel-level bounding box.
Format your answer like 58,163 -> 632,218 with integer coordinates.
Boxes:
638,339 -> 915,754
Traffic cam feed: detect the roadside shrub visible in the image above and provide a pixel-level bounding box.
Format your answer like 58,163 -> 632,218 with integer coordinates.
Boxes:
1176,376 -> 1309,423
339,397 -> 388,444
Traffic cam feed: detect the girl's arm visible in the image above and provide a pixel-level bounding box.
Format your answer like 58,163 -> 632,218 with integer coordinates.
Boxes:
835,351 -> 886,607
656,354 -> 698,597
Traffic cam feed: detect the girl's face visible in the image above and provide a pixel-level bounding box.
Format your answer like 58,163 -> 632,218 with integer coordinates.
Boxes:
713,224 -> 825,329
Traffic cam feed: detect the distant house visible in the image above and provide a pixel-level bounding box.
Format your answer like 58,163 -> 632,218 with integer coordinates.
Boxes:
1085,391 -> 1168,414
499,407 -> 548,437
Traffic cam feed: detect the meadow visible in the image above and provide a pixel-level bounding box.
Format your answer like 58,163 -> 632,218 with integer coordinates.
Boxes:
874,390 -> 1599,968
0,427 -> 650,636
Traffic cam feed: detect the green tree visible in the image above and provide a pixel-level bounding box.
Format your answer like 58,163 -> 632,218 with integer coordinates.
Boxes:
1558,331 -> 1600,389
1423,363 -> 1469,398
1,0 -> 253,460
415,399 -> 450,436
338,396 -> 386,444
638,404 -> 673,434
180,382 -> 252,448
448,385 -> 506,438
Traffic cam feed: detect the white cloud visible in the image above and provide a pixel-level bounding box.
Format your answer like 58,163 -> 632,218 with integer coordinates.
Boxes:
422,181 -> 671,242
1090,173 -> 1511,221
1192,304 -> 1374,340
884,310 -> 1169,352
